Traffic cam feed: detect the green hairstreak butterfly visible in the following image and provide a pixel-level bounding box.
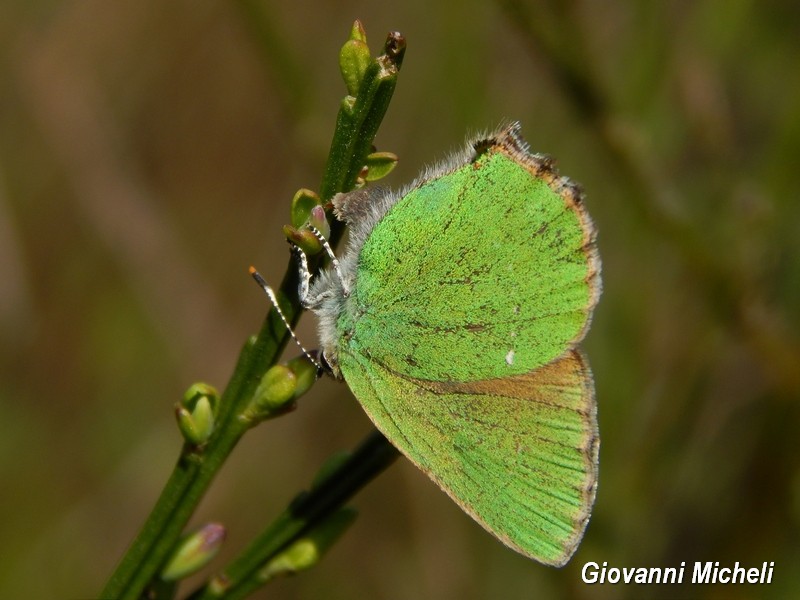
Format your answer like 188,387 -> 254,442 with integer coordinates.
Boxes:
258,122 -> 600,566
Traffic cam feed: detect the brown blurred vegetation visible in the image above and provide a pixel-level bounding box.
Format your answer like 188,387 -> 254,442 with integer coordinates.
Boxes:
1,1 -> 799,599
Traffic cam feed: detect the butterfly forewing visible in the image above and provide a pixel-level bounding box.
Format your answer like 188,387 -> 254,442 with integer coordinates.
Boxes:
347,143 -> 597,384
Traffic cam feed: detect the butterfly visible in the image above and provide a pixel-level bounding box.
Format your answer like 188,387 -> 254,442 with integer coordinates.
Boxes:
257,122 -> 600,566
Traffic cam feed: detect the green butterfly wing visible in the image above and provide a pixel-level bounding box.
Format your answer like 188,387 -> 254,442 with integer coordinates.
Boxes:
342,144 -> 599,384
340,348 -> 598,566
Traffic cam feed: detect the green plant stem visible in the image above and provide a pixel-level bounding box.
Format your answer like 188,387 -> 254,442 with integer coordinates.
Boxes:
101,283 -> 294,600
188,431 -> 399,600
321,32 -> 405,246
100,30 -> 405,600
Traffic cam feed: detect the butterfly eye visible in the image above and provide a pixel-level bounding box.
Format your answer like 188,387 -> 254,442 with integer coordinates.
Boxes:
319,350 -> 339,377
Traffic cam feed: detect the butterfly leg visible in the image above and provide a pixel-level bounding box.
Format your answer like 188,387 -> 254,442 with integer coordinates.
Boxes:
306,226 -> 349,297
292,244 -> 315,308
289,243 -> 337,307
289,227 -> 350,309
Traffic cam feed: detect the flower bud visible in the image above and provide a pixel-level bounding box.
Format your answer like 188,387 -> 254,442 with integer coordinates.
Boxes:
161,523 -> 226,581
290,188 -> 321,228
242,364 -> 297,423
283,224 -> 322,256
258,509 -> 357,581
176,383 -> 219,446
306,205 -> 331,241
349,19 -> 367,44
286,354 -> 319,399
339,21 -> 371,97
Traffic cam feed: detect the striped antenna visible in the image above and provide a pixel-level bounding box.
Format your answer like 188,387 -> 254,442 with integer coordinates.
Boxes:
248,266 -> 323,371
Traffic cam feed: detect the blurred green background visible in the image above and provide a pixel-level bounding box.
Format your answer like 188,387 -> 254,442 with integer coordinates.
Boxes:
2,1 -> 799,599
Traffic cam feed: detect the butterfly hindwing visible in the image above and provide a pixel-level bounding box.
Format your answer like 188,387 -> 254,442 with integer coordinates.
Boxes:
340,347 -> 598,566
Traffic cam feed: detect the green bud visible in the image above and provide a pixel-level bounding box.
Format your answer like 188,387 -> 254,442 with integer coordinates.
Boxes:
183,382 -> 219,409
283,224 -> 322,256
258,508 -> 357,581
161,523 -> 226,582
290,188 -> 321,228
364,151 -> 398,181
176,383 -> 219,445
340,39 -> 371,97
306,205 -> 331,240
285,204 -> 331,256
243,364 -> 297,423
175,397 -> 212,446
286,354 -> 319,399
349,19 -> 367,44
259,365 -> 297,408
340,21 -> 370,98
